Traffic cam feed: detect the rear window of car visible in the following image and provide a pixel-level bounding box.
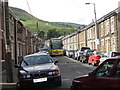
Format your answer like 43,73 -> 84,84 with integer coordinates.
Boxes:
21,55 -> 53,66
96,52 -> 105,55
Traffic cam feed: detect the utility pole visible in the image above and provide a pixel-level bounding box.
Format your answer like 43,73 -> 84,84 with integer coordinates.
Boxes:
3,0 -> 13,83
85,3 -> 99,50
14,19 -> 18,65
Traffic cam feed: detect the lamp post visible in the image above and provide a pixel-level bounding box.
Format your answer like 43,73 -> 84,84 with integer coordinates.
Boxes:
85,3 -> 99,50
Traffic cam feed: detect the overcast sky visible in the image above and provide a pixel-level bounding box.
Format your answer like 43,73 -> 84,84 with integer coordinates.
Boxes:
9,0 -> 120,25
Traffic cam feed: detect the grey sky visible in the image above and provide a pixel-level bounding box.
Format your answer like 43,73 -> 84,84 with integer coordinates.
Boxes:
9,0 -> 120,25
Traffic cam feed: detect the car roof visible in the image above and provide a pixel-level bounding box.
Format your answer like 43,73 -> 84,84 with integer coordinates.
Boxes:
106,56 -> 120,60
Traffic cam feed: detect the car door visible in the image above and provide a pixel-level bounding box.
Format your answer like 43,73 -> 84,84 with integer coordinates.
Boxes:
90,59 -> 117,88
107,60 -> 120,88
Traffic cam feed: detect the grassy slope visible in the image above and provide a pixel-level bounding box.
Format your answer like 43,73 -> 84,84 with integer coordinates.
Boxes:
10,7 -> 85,35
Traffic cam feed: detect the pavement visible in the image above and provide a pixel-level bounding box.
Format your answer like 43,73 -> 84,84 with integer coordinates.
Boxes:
0,60 -> 18,90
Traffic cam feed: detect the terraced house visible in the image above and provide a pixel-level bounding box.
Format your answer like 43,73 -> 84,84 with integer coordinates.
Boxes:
62,2 -> 120,52
0,1 -> 41,62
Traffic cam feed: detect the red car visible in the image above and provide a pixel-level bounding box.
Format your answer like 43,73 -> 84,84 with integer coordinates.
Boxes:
88,51 -> 105,66
71,56 -> 120,89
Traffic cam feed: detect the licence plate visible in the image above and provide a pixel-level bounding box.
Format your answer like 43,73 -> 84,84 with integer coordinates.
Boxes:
33,77 -> 47,83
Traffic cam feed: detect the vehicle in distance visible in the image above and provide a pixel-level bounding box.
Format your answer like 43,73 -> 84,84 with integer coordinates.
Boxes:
88,51 -> 105,66
16,52 -> 61,88
100,52 -> 120,64
38,48 -> 50,54
77,47 -> 91,61
66,50 -> 75,58
45,38 -> 63,56
72,50 -> 78,60
80,50 -> 94,63
71,56 -> 120,89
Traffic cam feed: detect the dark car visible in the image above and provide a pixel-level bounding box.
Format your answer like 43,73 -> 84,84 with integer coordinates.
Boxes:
71,56 -> 120,89
16,52 -> 61,88
77,47 -> 91,61
80,50 -> 94,63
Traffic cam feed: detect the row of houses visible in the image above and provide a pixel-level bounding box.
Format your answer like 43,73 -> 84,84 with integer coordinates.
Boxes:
62,2 -> 120,52
0,1 -> 42,61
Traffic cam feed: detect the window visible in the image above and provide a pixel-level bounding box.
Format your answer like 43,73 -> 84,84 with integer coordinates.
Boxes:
110,16 -> 115,33
105,19 -> 110,35
111,36 -> 117,51
21,55 -> 53,66
113,61 -> 120,78
95,60 -> 115,77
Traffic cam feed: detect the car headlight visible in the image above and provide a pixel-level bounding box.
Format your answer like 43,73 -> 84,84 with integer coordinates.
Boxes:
22,74 -> 31,79
48,70 -> 60,75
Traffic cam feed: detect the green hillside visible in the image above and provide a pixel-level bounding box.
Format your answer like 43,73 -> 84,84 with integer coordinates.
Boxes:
10,7 -> 85,36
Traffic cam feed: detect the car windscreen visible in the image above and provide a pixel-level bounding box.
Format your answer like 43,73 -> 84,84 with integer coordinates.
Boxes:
21,55 -> 53,66
87,51 -> 94,55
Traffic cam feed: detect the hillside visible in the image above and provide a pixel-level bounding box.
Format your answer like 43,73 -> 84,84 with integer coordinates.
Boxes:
10,7 -> 85,36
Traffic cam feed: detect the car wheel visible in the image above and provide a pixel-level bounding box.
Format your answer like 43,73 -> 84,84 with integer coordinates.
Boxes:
82,60 -> 85,63
92,62 -> 96,66
88,63 -> 91,65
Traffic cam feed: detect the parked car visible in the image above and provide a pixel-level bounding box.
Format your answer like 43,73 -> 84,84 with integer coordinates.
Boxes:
66,50 -> 75,58
72,50 -> 78,60
80,50 -> 94,63
39,48 -> 50,54
88,51 -> 105,66
15,52 -> 61,88
77,47 -> 91,61
100,52 -> 120,64
71,56 -> 120,89
63,49 -> 67,56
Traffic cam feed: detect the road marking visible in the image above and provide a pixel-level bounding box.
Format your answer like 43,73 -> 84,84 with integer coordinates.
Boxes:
76,71 -> 81,74
62,79 -> 70,81
0,83 -> 16,85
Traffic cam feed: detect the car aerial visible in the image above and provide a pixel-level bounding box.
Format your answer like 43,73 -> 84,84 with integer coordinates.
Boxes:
100,52 -> 120,64
71,56 -> 120,89
77,47 -> 91,61
15,52 -> 61,89
80,50 -> 94,63
88,51 -> 106,66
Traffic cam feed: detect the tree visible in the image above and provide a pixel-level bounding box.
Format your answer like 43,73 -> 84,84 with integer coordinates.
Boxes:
47,28 -> 61,39
38,30 -> 45,39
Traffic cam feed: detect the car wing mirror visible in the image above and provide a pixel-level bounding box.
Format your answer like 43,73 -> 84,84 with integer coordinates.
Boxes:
54,60 -> 58,64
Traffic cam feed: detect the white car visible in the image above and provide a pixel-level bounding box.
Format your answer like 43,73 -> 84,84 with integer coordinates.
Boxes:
99,52 -> 120,64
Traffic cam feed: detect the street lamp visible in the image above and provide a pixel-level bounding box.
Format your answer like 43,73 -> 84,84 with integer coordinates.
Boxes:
85,2 -> 99,50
